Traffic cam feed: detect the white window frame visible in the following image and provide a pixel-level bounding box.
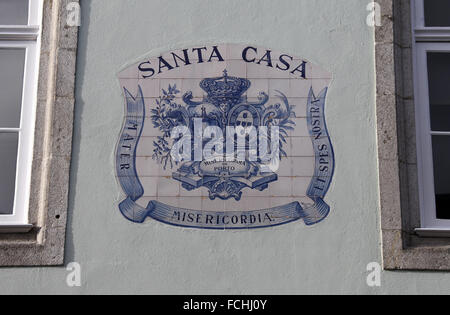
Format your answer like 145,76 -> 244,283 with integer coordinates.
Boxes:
412,0 -> 450,230
0,0 -> 43,228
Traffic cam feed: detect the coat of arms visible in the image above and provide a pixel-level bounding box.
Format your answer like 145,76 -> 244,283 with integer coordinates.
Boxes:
150,70 -> 295,201
116,44 -> 334,229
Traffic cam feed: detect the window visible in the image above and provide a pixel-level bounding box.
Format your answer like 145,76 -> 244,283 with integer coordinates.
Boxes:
413,0 -> 450,230
0,0 -> 42,228
0,0 -> 79,267
377,0 -> 450,270
423,0 -> 450,27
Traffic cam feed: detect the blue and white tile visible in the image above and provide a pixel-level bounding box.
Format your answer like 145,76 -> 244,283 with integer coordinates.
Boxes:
291,157 -> 315,177
141,177 -> 158,197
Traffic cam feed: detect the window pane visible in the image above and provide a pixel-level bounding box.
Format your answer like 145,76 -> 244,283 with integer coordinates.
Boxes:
0,48 -> 25,128
424,0 -> 450,27
427,52 -> 450,131
0,0 -> 29,25
432,136 -> 450,220
0,133 -> 18,215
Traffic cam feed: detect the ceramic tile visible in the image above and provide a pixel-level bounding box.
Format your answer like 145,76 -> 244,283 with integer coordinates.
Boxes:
157,177 -> 180,197
139,79 -> 160,98
292,177 -> 311,197
291,137 -> 314,156
291,157 -> 315,177
140,177 -> 158,197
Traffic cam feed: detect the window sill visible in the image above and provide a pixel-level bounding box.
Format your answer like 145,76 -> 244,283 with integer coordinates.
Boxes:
0,224 -> 33,234
415,228 -> 450,238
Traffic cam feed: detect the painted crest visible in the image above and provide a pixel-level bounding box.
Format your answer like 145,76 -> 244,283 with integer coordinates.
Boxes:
116,44 -> 334,229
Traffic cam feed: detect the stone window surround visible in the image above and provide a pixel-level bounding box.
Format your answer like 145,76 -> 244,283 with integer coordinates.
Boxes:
377,0 -> 450,270
0,0 -> 78,266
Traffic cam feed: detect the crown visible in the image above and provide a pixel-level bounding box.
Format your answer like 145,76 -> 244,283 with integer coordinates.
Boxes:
200,70 -> 251,106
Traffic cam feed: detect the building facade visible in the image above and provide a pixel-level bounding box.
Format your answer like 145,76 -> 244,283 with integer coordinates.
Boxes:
0,0 -> 449,294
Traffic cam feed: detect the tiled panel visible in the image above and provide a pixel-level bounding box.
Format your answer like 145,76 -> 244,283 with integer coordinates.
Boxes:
291,157 -> 316,177
135,157 -> 160,176
178,197 -> 202,210
116,44 -> 334,229
312,79 -> 330,93
157,177 -> 180,197
119,79 -> 140,96
181,79 -> 206,98
290,118 -> 310,137
290,138 -> 315,157
292,177 -> 312,196
246,79 -> 269,98
117,62 -> 139,79
139,79 -> 160,98
140,177 -> 158,197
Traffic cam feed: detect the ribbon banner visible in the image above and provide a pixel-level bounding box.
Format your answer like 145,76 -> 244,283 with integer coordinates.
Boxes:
116,85 -> 334,229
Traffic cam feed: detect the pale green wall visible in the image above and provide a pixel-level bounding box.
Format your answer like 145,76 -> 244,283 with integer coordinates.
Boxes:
0,0 -> 449,294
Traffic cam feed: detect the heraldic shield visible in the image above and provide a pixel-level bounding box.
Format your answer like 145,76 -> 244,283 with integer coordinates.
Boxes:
116,44 -> 335,230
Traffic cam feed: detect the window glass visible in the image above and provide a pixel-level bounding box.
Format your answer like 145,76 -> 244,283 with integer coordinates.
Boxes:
0,48 -> 25,128
0,133 -> 18,215
427,52 -> 450,131
432,136 -> 450,219
424,0 -> 450,27
0,0 -> 29,25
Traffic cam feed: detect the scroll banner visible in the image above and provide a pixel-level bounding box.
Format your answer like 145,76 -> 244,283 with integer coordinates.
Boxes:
116,86 -> 334,229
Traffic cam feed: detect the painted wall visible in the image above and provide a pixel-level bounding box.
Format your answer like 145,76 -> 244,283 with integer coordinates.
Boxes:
0,0 -> 449,294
